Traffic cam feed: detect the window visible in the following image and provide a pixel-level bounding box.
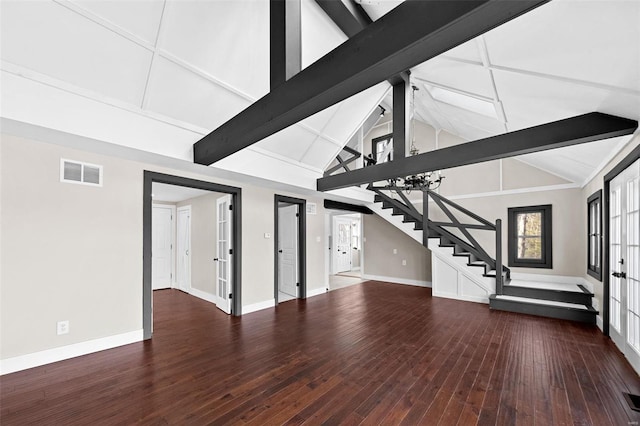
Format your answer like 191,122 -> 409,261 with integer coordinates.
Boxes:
508,204 -> 552,268
587,190 -> 602,280
371,133 -> 393,164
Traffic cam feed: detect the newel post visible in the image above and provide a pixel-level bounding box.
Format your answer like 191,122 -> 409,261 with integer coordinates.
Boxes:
495,218 -> 503,295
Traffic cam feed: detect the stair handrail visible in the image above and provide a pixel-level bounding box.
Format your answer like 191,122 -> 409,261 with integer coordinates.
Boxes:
323,146 -> 362,177
426,190 -> 495,228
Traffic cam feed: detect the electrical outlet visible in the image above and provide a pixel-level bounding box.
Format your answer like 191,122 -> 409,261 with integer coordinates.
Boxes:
393,248 -> 398,254
57,320 -> 69,335
402,259 -> 407,266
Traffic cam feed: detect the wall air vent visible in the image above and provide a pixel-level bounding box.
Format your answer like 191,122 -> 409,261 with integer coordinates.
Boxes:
60,159 -> 103,187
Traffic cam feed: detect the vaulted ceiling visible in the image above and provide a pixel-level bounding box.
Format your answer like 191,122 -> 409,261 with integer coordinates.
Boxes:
1,0 -> 638,190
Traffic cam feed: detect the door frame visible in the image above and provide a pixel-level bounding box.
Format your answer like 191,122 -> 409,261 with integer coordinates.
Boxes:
603,143 -> 640,336
152,203 -> 176,289
274,195 -> 306,303
176,205 -> 192,293
143,171 -> 242,340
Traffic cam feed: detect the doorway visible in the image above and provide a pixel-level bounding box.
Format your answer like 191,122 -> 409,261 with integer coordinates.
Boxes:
274,195 -> 306,304
605,151 -> 640,374
143,172 -> 242,340
152,204 -> 175,290
329,213 -> 364,291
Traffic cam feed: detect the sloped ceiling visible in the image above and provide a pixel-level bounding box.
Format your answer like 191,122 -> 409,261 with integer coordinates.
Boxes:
1,0 -> 639,190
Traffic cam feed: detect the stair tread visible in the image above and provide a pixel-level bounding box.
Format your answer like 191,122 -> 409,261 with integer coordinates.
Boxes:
505,280 -> 591,294
491,294 -> 596,312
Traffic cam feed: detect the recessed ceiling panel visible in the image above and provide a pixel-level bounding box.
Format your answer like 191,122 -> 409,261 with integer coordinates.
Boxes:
485,0 -> 640,91
70,0 -> 165,45
495,70 -> 640,131
413,57 -> 495,99
0,1 -> 152,106
301,0 -> 347,69
159,0 -> 269,100
146,56 -> 249,130
254,125 -> 317,162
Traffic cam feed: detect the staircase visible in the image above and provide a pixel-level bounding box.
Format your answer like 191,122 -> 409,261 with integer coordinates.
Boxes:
369,187 -> 598,324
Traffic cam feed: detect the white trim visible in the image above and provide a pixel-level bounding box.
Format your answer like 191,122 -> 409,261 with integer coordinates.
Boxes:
242,299 -> 276,315
0,329 -> 143,375
188,287 -> 217,305
307,287 -> 328,298
412,183 -> 581,203
510,272 -> 591,291
432,291 -> 488,305
361,274 -> 432,288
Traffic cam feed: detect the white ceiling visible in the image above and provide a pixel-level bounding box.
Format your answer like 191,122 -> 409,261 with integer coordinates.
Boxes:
1,0 -> 639,190
152,182 -> 216,203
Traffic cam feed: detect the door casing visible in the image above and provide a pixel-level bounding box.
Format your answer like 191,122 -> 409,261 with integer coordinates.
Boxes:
176,205 -> 191,293
143,171 -> 242,340
274,195 -> 306,303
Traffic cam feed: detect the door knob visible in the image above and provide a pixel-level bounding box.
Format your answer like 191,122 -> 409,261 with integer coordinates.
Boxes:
213,258 -> 219,261
278,250 -> 283,253
612,271 -> 627,279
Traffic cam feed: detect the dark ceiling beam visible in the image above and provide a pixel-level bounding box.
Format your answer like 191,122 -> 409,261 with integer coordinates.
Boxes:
194,0 -> 550,166
392,73 -> 410,159
314,0 -> 371,38
316,112 -> 638,192
324,199 -> 373,215
270,0 -> 301,89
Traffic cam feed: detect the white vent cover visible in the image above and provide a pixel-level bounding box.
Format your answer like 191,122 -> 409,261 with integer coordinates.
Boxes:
60,159 -> 103,187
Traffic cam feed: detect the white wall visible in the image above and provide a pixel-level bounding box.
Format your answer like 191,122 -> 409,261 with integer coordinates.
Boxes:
0,133 -> 326,362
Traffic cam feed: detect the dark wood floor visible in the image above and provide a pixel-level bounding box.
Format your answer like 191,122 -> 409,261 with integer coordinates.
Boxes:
2,282 -> 640,425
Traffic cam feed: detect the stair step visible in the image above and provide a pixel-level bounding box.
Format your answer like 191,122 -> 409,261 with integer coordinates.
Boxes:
503,281 -> 593,305
467,261 -> 487,268
489,294 -> 597,324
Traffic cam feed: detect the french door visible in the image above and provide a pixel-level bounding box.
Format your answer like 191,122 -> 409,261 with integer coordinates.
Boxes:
216,195 -> 233,314
609,158 -> 640,374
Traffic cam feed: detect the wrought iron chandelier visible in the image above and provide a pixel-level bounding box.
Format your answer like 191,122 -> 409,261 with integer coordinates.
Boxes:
386,83 -> 444,193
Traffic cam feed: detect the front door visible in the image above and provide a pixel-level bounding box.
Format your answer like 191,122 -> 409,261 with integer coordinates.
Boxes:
152,205 -> 173,290
334,217 -> 352,273
278,204 -> 298,298
176,206 -> 191,293
216,195 -> 233,314
609,158 -> 640,374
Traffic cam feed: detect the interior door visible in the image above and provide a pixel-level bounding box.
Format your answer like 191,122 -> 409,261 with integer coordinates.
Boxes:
333,217 -> 352,273
152,205 -> 173,290
609,159 -> 640,374
216,195 -> 233,314
278,204 -> 298,298
176,206 -> 191,293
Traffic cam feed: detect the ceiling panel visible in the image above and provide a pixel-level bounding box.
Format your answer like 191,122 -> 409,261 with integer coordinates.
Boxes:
441,39 -> 482,63
485,0 -> 640,91
433,102 -> 504,136
301,0 -> 347,69
159,0 -> 269,100
494,69 -> 640,132
0,1 -> 152,106
70,0 -> 165,45
298,103 -> 341,135
413,57 -> 495,99
301,137 -> 342,170
145,56 -> 249,130
254,125 -> 318,162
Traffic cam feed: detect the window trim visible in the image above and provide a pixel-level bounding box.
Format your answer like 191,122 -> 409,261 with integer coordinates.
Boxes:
371,133 -> 393,163
507,204 -> 552,269
587,190 -> 602,280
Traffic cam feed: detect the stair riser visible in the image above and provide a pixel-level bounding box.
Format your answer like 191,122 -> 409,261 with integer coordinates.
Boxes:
502,286 -> 593,305
490,299 -> 596,324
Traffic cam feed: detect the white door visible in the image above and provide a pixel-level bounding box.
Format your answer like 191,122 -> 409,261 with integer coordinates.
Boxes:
278,204 -> 298,298
152,205 -> 174,290
333,217 -> 352,273
609,158 -> 640,374
215,195 -> 233,314
176,206 -> 191,293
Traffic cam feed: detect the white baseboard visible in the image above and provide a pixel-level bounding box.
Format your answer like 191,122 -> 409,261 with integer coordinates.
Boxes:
0,329 -> 143,375
243,299 -> 275,315
596,314 -> 604,332
307,287 -> 328,298
362,274 -> 432,288
432,291 -> 489,305
189,287 -> 217,305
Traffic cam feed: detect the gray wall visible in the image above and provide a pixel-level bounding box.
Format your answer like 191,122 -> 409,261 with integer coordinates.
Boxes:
0,133 -> 326,360
363,213 -> 431,283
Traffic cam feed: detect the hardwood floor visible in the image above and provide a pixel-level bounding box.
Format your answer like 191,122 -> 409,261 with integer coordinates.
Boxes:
2,282 -> 640,425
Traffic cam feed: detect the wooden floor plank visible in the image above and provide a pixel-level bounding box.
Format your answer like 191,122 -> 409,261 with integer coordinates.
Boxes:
2,283 -> 640,425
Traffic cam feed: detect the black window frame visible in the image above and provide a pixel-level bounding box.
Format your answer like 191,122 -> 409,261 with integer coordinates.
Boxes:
587,190 -> 602,280
371,133 -> 393,164
507,204 -> 552,269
